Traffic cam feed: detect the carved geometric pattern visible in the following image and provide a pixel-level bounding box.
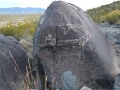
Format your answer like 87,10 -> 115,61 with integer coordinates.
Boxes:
79,33 -> 91,47
44,33 -> 56,46
61,26 -> 70,35
60,24 -> 91,47
61,24 -> 83,35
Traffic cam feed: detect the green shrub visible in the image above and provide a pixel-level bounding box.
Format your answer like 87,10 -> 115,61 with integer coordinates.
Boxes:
87,1 -> 120,24
0,18 -> 39,40
88,9 -> 120,24
102,9 -> 120,24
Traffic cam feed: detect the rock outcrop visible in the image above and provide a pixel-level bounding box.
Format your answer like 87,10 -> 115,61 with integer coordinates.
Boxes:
0,34 -> 28,90
33,1 -> 120,90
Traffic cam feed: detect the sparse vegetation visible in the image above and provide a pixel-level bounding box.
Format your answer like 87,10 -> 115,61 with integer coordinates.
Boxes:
0,14 -> 40,40
87,1 -> 120,24
9,50 -> 36,90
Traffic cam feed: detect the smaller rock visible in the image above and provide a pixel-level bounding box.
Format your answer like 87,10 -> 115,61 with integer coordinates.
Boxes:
113,74 -> 120,90
0,34 -> 29,90
80,86 -> 92,90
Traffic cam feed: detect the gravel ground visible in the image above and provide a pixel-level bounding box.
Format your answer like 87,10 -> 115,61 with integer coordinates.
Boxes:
99,23 -> 120,44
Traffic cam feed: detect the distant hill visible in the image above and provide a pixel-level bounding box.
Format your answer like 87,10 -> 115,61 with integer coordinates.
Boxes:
87,1 -> 120,24
0,7 -> 45,14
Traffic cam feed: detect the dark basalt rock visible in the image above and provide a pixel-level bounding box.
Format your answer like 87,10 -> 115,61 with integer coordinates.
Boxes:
114,74 -> 120,90
33,1 -> 120,90
0,34 -> 28,90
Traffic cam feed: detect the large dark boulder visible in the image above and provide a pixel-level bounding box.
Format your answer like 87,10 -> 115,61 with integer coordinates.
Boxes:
0,34 -> 28,90
33,1 -> 120,90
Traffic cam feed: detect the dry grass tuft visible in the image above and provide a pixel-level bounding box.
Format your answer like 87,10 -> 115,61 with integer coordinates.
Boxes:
9,50 -> 36,90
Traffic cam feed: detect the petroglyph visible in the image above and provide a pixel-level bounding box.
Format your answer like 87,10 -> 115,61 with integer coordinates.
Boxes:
61,24 -> 84,35
79,33 -> 91,46
60,24 -> 91,46
67,24 -> 83,29
44,33 -> 56,46
61,26 -> 70,35
56,45 -> 82,64
57,34 -> 91,47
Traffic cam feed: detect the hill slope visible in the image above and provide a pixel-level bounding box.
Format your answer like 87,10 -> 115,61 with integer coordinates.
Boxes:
87,1 -> 120,24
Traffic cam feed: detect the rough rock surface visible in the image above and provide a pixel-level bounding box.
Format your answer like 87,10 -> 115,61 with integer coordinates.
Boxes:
0,34 -> 28,90
114,74 -> 120,90
33,1 -> 120,90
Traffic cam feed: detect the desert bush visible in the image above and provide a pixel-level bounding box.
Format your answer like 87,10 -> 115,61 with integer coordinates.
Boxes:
87,1 -> 120,24
0,17 -> 39,40
88,9 -> 120,24
102,9 -> 120,24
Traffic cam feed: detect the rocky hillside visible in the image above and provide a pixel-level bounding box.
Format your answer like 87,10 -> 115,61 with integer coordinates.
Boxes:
87,1 -> 120,24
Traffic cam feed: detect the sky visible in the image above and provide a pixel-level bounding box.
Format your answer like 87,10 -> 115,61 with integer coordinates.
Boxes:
0,0 -> 119,10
